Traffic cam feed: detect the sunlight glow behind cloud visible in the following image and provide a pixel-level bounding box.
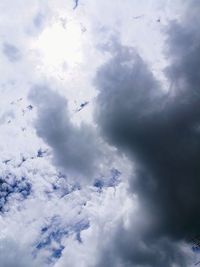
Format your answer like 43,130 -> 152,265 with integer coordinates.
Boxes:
32,18 -> 83,75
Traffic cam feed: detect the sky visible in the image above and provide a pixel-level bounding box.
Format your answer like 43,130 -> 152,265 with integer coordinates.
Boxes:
0,0 -> 200,266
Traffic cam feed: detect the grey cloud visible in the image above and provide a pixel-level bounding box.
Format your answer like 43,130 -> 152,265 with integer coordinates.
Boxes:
94,4 -> 200,266
96,223 -> 191,267
3,43 -> 21,62
29,85 -> 101,181
0,110 -> 14,125
73,0 -> 79,10
0,239 -> 42,267
33,13 -> 45,28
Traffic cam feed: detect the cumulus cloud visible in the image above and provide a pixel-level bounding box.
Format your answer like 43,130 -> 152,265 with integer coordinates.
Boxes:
94,2 -> 200,266
1,0 -> 200,266
0,238 -> 42,267
2,43 -> 21,62
29,85 -> 101,182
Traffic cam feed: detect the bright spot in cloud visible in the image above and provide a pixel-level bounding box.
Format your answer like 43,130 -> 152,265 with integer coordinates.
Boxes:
32,19 -> 83,76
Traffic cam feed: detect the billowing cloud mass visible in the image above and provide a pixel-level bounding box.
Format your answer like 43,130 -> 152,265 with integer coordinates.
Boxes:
0,239 -> 42,267
29,85 -> 101,181
1,0 -> 200,266
94,2 -> 200,266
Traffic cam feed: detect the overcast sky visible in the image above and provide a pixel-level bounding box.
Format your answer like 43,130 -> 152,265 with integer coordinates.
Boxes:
0,0 -> 200,266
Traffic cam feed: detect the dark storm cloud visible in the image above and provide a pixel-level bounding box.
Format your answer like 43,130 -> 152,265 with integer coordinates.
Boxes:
29,85 -> 101,181
94,3 -> 200,266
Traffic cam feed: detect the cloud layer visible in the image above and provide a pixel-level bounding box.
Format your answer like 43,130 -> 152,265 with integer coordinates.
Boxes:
94,3 -> 200,266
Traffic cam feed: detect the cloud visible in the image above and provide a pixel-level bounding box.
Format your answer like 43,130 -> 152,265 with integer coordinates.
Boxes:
95,224 -> 191,267
94,3 -> 200,266
2,43 -> 21,62
29,85 -> 101,182
0,173 -> 31,212
0,238 -> 42,267
1,1 -> 200,267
